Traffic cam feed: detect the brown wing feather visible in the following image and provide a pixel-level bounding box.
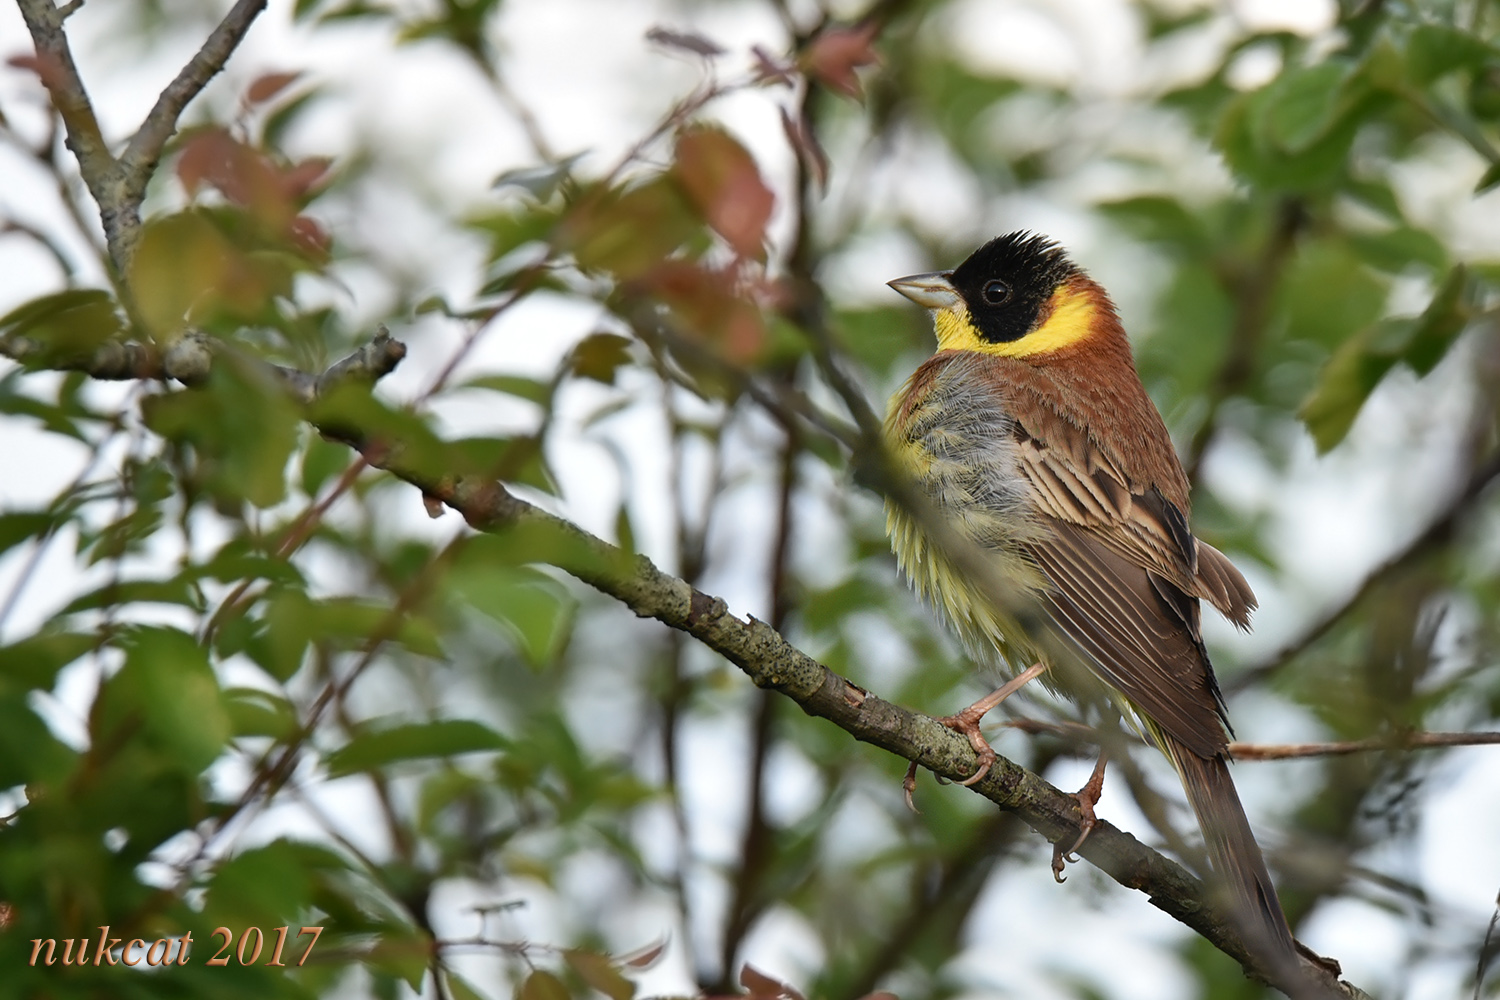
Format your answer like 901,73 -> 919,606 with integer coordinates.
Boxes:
980,349 -> 1257,625
1027,520 -> 1227,757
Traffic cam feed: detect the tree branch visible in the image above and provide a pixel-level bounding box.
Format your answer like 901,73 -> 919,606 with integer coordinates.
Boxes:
14,0 -> 115,240
0,326 -> 407,392
14,0 -> 268,275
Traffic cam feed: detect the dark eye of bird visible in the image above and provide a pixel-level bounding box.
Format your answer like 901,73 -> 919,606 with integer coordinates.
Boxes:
982,279 -> 1011,305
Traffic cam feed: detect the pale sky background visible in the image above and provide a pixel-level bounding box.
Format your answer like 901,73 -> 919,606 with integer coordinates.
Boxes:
1,1 -> 1498,998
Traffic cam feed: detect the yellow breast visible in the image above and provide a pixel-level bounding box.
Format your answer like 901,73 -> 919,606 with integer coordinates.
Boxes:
883,353 -> 1049,673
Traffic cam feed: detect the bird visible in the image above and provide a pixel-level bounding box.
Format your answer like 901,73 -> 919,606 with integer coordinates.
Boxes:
883,231 -> 1300,978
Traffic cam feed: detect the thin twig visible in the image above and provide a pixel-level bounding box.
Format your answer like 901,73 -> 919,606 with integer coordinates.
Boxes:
1229,731 -> 1500,761
121,0 -> 267,185
14,0 -> 111,191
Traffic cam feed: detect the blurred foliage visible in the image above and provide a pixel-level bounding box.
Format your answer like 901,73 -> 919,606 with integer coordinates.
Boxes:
2,1 -> 1500,999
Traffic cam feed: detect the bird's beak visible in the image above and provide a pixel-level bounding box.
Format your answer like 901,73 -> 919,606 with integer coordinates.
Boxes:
887,271 -> 960,311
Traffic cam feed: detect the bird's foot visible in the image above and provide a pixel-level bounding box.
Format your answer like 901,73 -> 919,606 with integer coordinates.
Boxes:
904,663 -> 1049,806
1051,752 -> 1108,883
935,703 -> 1001,786
936,661 -> 1049,787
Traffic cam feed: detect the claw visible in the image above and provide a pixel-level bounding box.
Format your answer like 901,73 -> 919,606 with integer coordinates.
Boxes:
936,707 -> 999,785
1051,752 -> 1109,882
895,662 -> 1050,820
931,662 -> 1048,788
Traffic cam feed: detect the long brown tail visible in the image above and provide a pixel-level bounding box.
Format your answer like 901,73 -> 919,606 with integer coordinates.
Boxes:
1163,736 -> 1299,974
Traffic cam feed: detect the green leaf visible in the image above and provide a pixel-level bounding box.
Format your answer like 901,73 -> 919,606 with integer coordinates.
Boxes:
225,686 -> 298,739
207,840 -> 317,929
0,632 -> 97,691
1347,226 -> 1447,274
448,563 -> 574,668
520,970 -> 571,1000
259,590 -> 444,682
913,58 -> 1020,165
61,575 -> 204,615
1262,62 -> 1353,153
561,177 -> 702,279
1097,195 -> 1208,248
447,435 -> 555,493
0,369 -> 97,440
461,517 -> 634,582
568,332 -> 635,384
492,153 -> 585,201
1216,71 -> 1379,191
94,626 -> 230,774
467,202 -> 564,263
1402,265 -> 1469,375
0,289 -> 124,364
1298,324 -> 1400,452
309,382 -> 449,481
1477,162 -> 1500,195
836,306 -> 923,377
363,923 -> 432,990
1299,266 -> 1470,451
443,972 -> 492,1000
460,374 -> 556,407
566,950 -> 635,1000
141,366 -> 302,509
1276,240 -> 1387,350
301,432 -> 353,497
0,511 -> 58,560
326,718 -> 510,777
1405,23 -> 1495,86
0,695 -> 75,787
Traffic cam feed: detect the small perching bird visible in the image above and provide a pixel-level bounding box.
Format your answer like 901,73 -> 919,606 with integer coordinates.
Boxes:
883,232 -> 1300,978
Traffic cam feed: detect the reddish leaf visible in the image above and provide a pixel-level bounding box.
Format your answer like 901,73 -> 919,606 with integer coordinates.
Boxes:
280,157 -> 333,200
779,106 -> 828,191
738,964 -> 804,1000
176,128 -> 279,208
802,22 -> 880,99
646,26 -> 725,58
673,127 -> 774,261
288,215 -> 332,258
6,53 -> 66,91
636,260 -> 767,363
620,939 -> 667,970
245,70 -> 303,105
176,128 -> 331,260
